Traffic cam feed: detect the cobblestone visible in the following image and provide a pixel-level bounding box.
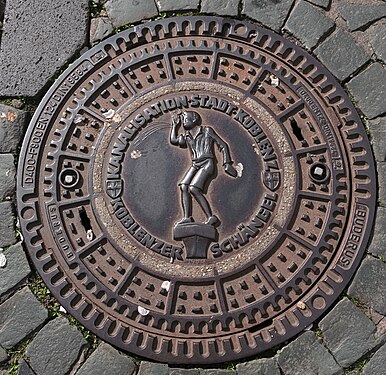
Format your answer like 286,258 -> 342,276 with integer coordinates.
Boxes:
306,0 -> 330,8
138,361 -> 169,375
242,0 -> 294,32
0,242 -> 30,297
201,0 -> 239,16
169,369 -> 200,375
106,0 -> 158,28
347,63 -> 386,119
90,17 -> 114,46
348,256 -> 386,315
0,154 -> 15,201
378,162 -> 386,204
77,342 -> 136,375
337,3 -> 386,31
18,360 -> 35,375
367,20 -> 386,62
0,0 -> 89,97
362,342 -> 386,375
156,0 -> 200,12
314,28 -> 369,81
319,298 -> 378,367
236,357 -> 280,375
0,202 -> 16,248
0,287 -> 47,349
367,207 -> 386,258
278,331 -> 342,375
284,0 -> 335,49
0,346 -> 7,364
368,117 -> 386,162
26,316 -> 86,375
0,105 -> 28,154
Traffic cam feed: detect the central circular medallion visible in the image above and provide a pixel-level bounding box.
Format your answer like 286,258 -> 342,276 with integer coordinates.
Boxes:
95,83 -> 294,276
17,17 -> 376,364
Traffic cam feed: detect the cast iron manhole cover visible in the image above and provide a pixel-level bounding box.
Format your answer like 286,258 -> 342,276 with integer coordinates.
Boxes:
17,17 -> 376,364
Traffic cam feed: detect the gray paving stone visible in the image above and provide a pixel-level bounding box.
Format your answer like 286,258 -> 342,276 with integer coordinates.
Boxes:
0,242 -> 31,297
26,316 -> 86,375
169,369 -> 200,375
0,202 -> 16,248
306,0 -> 330,8
201,0 -> 239,16
236,357 -> 280,375
0,105 -> 28,154
348,256 -> 386,315
77,342 -> 135,375
284,0 -> 335,49
278,331 -> 342,375
18,359 -> 35,375
90,17 -> 114,46
368,20 -> 386,63
138,361 -> 169,375
0,287 -> 47,349
337,3 -> 386,31
368,117 -> 386,162
314,28 -> 369,81
242,0 -> 294,32
200,371 -> 235,375
106,0 -> 158,28
319,298 -> 378,367
362,342 -> 386,375
0,0 -> 89,97
368,207 -> 386,258
379,162 -> 386,204
0,154 -> 15,201
347,63 -> 386,119
0,345 -> 7,363
156,0 -> 200,12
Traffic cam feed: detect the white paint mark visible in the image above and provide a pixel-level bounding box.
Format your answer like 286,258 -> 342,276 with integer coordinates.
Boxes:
270,74 -> 280,87
0,112 -> 7,121
59,305 -> 67,313
0,253 -> 7,268
86,229 -> 94,241
161,281 -> 171,291
252,144 -> 259,155
74,114 -> 85,124
103,109 -> 115,119
131,150 -> 142,159
112,113 -> 122,123
234,162 -> 244,177
138,306 -> 150,316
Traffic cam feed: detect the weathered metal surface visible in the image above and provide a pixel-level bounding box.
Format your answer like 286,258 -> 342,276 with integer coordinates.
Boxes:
17,17 -> 376,364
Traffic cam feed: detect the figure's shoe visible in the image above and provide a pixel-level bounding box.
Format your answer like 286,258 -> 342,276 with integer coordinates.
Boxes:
206,215 -> 219,225
177,216 -> 194,225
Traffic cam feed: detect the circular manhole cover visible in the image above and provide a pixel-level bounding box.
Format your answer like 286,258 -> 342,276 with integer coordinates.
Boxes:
17,17 -> 376,364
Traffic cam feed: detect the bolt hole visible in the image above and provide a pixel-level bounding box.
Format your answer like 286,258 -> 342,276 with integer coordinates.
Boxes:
290,118 -> 304,142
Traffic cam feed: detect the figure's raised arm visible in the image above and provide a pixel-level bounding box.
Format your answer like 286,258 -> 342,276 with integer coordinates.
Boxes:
170,114 -> 186,147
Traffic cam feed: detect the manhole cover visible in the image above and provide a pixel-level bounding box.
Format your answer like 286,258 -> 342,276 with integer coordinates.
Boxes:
17,17 -> 376,364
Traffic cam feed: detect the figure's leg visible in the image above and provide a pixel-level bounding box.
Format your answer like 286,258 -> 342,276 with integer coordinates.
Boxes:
179,184 -> 193,222
189,186 -> 212,219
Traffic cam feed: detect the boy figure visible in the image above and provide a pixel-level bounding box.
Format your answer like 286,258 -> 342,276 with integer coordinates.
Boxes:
170,111 -> 237,226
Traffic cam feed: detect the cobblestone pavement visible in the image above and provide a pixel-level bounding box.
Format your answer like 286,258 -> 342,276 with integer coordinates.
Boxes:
0,0 -> 386,374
